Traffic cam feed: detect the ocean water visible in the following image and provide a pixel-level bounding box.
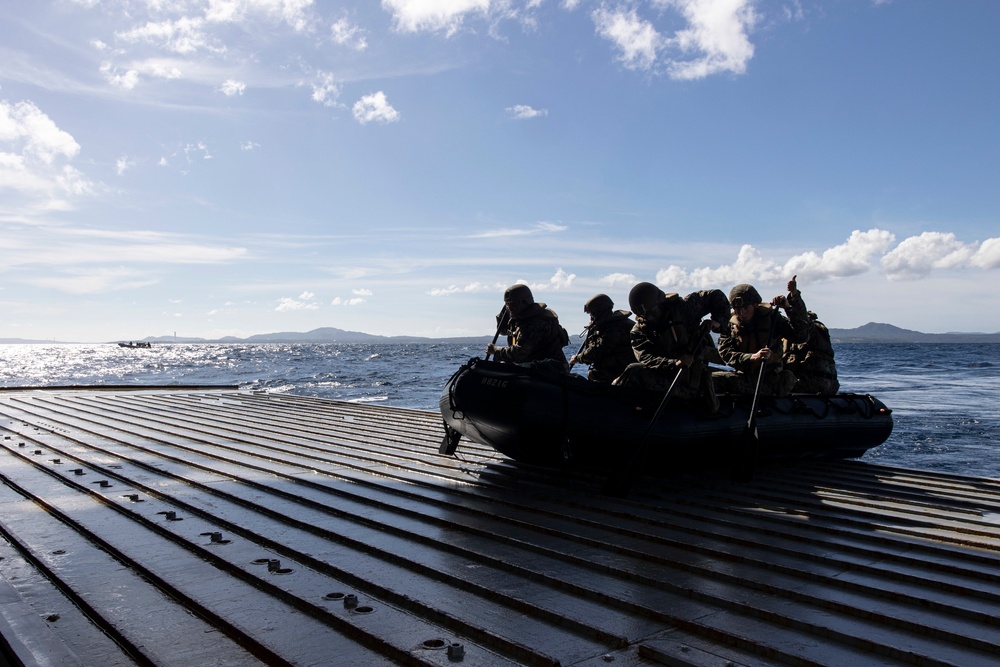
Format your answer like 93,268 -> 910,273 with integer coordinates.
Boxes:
1,342 -> 998,479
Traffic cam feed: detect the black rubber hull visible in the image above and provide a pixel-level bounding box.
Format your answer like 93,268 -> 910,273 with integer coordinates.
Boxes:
439,358 -> 893,470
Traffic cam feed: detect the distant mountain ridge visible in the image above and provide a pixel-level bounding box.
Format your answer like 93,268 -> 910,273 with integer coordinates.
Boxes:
144,326 -> 492,345
4,323 -> 1000,345
828,322 -> 1000,343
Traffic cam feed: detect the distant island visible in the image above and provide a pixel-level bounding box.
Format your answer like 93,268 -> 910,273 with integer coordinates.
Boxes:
3,322 -> 1000,345
151,327 -> 494,345
826,322 -> 1000,344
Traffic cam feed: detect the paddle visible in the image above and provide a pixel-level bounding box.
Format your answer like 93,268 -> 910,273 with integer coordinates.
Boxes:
731,304 -> 781,482
485,306 -> 510,361
602,326 -> 711,498
568,326 -> 591,370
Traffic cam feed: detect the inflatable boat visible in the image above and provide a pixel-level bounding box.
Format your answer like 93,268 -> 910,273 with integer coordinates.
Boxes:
439,357 -> 893,472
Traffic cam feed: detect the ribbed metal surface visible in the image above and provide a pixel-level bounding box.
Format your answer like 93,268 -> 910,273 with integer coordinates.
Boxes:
0,387 -> 998,666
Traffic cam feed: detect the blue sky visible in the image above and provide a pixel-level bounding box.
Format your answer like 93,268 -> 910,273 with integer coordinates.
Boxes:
1,0 -> 998,342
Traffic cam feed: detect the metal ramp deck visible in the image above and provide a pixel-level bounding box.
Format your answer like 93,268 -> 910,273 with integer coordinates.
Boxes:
1,387 -> 998,666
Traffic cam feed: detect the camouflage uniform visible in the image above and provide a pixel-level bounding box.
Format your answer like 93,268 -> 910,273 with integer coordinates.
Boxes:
784,312 -> 840,394
616,288 -> 730,414
493,302 -> 570,370
715,287 -> 812,397
575,309 -> 635,383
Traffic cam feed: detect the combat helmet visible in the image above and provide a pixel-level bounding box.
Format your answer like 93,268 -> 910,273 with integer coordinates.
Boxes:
628,282 -> 665,318
583,294 -> 614,317
728,284 -> 762,309
503,284 -> 534,317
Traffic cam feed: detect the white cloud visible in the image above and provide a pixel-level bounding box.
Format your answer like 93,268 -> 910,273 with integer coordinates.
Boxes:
0,100 -> 80,164
100,62 -> 141,89
276,293 -> 319,311
529,268 -> 576,291
506,104 -> 548,119
309,71 -> 342,107
26,267 -> 156,294
428,281 -> 500,296
592,0 -> 756,78
881,231 -> 977,280
352,288 -> 373,296
592,6 -> 662,71
206,0 -> 316,32
0,227 -> 248,269
971,238 -> 1000,270
352,91 -> 400,124
240,141 -> 260,151
383,0 -> 491,36
220,79 -> 246,96
184,141 -> 213,161
646,228 -> 999,294
600,272 -> 638,288
115,155 -> 134,175
331,296 -> 365,306
139,60 -> 184,80
781,228 -> 896,280
116,17 -> 215,56
661,0 -> 757,80
0,100 -> 95,208
331,17 -> 368,50
468,221 -> 568,238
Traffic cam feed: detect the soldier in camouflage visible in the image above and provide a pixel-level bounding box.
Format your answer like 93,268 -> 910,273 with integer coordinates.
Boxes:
714,276 -> 812,397
614,282 -> 730,415
487,284 -> 570,370
783,277 -> 840,394
569,294 -> 635,383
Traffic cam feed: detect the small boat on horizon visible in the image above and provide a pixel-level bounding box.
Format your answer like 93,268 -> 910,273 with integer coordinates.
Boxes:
117,341 -> 152,348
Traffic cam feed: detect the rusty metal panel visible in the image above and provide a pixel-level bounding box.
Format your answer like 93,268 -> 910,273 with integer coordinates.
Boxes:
0,388 -> 999,666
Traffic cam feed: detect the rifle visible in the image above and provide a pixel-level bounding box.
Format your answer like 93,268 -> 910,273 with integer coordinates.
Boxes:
485,306 -> 510,361
568,325 -> 591,369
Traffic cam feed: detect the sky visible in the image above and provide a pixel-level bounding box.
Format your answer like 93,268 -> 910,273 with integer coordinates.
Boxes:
1,0 -> 998,342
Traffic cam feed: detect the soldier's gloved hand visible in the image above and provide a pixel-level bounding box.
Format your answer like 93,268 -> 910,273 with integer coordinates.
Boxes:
787,274 -> 799,298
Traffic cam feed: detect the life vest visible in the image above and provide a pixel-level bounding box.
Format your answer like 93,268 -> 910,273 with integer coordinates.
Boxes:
727,305 -> 785,371
657,294 -> 693,347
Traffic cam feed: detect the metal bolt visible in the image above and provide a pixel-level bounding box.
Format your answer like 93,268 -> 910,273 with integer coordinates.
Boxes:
50,458 -> 62,464
343,594 -> 358,610
156,511 -> 182,521
70,469 -> 86,475
121,494 -> 143,502
200,532 -> 231,544
266,559 -> 292,574
93,480 -> 112,488
447,643 -> 465,661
